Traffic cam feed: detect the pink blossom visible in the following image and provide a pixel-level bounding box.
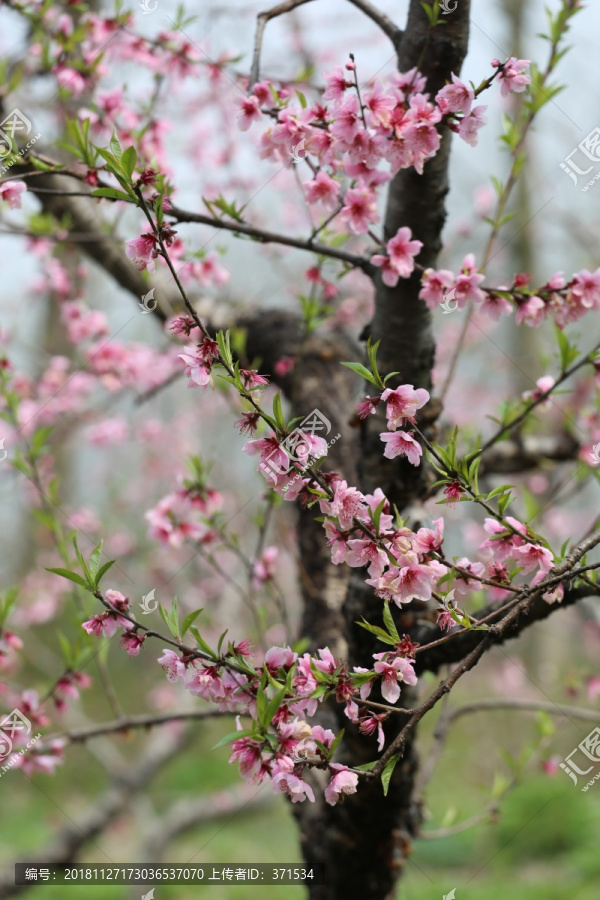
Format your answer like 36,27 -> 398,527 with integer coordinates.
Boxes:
345,539 -> 389,577
531,571 -> 563,604
364,83 -> 396,128
373,653 -> 417,703
158,649 -> 185,682
235,411 -> 261,435
236,95 -> 261,131
587,676 -> 600,703
458,106 -> 487,146
436,74 -> 474,116
454,254 -> 486,306
320,479 -> 366,530
265,646 -> 297,673
522,375 -> 555,406
55,65 -> 87,95
178,346 -> 213,388
61,301 -> 109,343
413,518 -> 444,556
359,712 -> 387,751
380,431 -> 423,466
453,557 -> 486,597
293,654 -> 319,699
330,95 -> 362,146
240,368 -> 270,389
252,546 -> 278,586
498,57 -> 531,96
85,417 -> 128,445
324,764 -> 358,805
0,181 -> 27,209
355,396 -> 381,418
243,436 -> 289,478
322,66 -> 351,101
125,233 -> 157,273
372,227 -> 423,286
515,295 -> 546,327
480,292 -> 512,320
513,542 -> 554,574
191,253 -> 230,287
393,562 -> 436,604
381,384 -> 430,429
229,736 -> 264,779
146,492 -> 212,547
252,80 -> 273,106
272,767 -> 315,803
324,520 -> 351,565
304,171 -> 339,211
168,314 -> 197,337
339,187 -> 379,234
120,631 -> 146,656
82,610 -> 133,638
419,268 -> 455,309
437,606 -> 457,632
571,268 -> 600,309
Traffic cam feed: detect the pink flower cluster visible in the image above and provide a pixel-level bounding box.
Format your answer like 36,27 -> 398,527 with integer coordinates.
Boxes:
420,258 -> 600,327
146,479 -> 223,547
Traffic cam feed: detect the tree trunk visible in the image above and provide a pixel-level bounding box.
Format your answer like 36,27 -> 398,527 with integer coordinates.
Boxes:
292,3 -> 472,897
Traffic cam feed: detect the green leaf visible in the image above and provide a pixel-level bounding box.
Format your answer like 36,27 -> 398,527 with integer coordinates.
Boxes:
72,535 -> 91,582
189,625 -> 215,658
88,542 -> 103,580
554,325 -> 579,372
159,597 -> 180,640
46,567 -> 90,589
328,728 -> 345,760
272,391 -> 286,432
256,678 -> 268,729
212,728 -> 256,750
357,619 -> 397,646
217,629 -> 228,656
264,688 -> 287,728
354,760 -> 378,772
382,602 -> 400,643
181,608 -> 203,637
381,754 -> 399,796
56,631 -> 73,667
340,361 -> 379,387
110,128 -> 124,163
91,187 -> 135,202
121,145 -> 137,179
95,559 -> 115,587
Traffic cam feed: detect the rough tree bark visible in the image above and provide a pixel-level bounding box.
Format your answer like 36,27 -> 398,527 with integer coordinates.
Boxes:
291,4 -> 472,898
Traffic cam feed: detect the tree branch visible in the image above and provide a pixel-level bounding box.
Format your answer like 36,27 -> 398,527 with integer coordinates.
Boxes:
49,709 -> 230,744
167,204 -> 373,271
